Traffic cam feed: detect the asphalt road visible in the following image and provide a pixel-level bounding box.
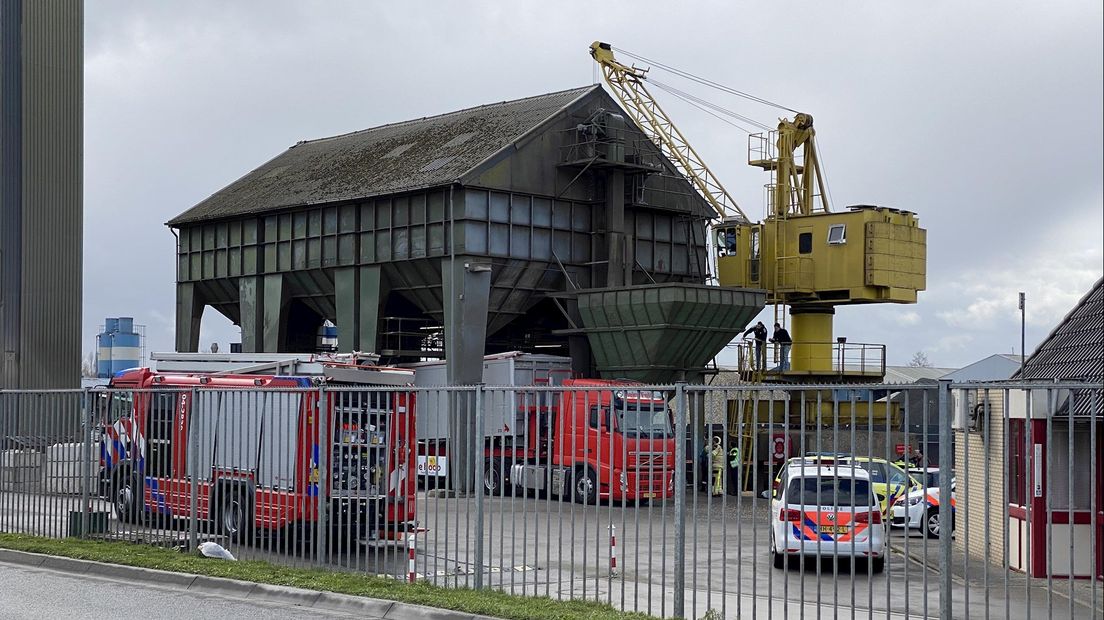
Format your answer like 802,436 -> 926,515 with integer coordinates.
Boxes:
0,561 -> 360,620
1,488 -> 1098,619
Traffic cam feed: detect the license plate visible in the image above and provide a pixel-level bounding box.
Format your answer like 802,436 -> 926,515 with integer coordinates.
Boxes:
641,493 -> 656,499
821,525 -> 848,534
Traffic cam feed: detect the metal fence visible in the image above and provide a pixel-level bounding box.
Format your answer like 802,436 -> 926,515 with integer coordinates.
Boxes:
0,380 -> 1101,619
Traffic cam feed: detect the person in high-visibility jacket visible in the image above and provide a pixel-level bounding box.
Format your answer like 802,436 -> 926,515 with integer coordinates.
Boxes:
710,436 -> 726,496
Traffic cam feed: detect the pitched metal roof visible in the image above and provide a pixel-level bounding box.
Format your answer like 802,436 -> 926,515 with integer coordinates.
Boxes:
168,85 -> 601,226
1017,277 -> 1104,415
883,365 -> 957,384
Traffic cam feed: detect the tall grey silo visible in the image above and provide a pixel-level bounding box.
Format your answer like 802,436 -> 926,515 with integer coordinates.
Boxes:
0,0 -> 83,389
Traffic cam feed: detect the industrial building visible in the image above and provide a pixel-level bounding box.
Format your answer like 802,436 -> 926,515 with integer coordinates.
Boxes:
169,85 -> 764,383
0,0 -> 83,389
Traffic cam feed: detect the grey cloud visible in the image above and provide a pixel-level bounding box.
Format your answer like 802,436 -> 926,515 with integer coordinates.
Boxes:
84,1 -> 1103,368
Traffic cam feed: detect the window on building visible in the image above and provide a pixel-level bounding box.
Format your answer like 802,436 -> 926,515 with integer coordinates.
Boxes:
798,232 -> 813,254
1050,422 -> 1093,510
827,224 -> 846,245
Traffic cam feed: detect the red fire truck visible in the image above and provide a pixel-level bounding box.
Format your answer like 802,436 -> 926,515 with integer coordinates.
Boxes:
98,354 -> 417,543
411,353 -> 677,503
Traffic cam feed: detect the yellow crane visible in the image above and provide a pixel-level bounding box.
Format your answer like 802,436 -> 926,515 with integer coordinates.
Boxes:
589,41 -> 926,380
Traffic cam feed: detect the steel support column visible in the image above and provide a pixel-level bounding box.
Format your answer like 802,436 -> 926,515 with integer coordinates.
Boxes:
334,267 -> 361,353
262,273 -> 287,352
238,276 -> 262,353
358,265 -> 384,352
175,282 -> 204,353
443,255 -> 491,494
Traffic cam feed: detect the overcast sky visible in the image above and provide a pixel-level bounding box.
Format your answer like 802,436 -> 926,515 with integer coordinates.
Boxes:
83,1 -> 1103,370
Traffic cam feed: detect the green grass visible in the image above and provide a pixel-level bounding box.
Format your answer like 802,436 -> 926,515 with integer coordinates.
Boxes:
0,533 -> 655,620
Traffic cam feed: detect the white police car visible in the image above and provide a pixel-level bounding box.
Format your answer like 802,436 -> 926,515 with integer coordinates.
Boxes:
890,468 -> 956,538
770,463 -> 886,573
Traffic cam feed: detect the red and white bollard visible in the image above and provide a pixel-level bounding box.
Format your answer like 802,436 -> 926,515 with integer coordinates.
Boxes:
407,533 -> 416,583
609,524 -> 618,575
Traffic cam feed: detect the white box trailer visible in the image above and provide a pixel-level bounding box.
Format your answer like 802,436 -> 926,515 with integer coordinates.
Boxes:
405,352 -> 571,480
405,351 -> 572,441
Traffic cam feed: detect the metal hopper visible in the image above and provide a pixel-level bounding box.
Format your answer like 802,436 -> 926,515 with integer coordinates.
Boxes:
570,283 -> 766,383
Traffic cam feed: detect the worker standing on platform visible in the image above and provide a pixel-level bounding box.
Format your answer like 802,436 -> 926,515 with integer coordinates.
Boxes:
771,322 -> 793,371
743,321 -> 768,370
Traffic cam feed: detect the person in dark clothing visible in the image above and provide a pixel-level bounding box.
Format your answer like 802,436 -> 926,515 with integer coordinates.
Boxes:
771,322 -> 793,371
742,321 -> 768,370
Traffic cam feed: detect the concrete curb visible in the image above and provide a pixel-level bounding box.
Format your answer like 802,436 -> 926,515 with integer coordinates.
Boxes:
0,548 -> 501,620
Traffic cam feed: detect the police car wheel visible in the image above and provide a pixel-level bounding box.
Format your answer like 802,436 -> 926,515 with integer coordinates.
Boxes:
771,534 -> 785,569
924,510 -> 942,539
871,557 -> 885,574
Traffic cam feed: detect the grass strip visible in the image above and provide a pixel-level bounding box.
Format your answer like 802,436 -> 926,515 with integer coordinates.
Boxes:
0,533 -> 655,620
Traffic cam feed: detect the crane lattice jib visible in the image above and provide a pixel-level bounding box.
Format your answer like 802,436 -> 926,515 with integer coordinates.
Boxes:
590,42 -> 749,224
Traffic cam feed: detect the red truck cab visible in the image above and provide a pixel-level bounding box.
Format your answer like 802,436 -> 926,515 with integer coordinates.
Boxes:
551,378 -> 676,503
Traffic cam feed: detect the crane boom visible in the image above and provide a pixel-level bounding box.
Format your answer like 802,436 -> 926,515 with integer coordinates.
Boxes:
589,41 -> 749,224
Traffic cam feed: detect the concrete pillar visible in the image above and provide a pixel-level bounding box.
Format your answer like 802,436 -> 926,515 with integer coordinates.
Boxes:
442,255 -> 492,494
175,282 -> 204,353
238,276 -> 263,353
262,273 -> 287,353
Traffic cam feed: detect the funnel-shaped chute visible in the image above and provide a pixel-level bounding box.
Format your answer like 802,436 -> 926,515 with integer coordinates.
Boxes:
574,284 -> 766,383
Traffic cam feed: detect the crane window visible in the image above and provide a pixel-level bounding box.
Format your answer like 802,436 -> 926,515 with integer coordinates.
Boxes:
827,224 -> 846,245
798,232 -> 813,254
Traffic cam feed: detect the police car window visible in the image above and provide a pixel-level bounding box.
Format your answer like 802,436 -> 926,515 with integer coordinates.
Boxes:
888,464 -> 908,485
847,460 -> 886,483
786,476 -> 874,507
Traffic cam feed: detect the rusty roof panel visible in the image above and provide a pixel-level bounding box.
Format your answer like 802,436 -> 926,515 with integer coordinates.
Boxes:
168,85 -> 600,226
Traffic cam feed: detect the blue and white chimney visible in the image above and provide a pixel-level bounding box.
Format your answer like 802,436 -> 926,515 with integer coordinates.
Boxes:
96,317 -> 141,377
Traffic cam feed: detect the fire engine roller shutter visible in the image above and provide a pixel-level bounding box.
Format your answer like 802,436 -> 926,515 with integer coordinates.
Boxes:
189,391 -> 221,482
258,392 -> 301,489
213,392 -> 266,475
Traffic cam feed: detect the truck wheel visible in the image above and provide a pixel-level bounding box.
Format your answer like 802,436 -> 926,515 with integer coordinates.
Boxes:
111,468 -> 143,524
483,459 -> 511,496
219,487 -> 254,543
573,468 -> 598,505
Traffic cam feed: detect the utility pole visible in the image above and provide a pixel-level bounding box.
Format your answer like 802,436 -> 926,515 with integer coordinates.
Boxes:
1018,292 -> 1026,373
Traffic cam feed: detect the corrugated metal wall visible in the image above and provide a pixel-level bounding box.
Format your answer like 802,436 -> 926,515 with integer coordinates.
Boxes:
0,0 -> 82,389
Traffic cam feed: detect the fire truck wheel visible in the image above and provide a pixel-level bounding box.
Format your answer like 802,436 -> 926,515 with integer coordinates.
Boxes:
111,468 -> 143,524
572,467 -> 598,505
219,487 -> 254,543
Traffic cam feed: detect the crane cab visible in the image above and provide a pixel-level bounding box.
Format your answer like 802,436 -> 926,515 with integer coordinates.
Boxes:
715,206 -> 926,305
